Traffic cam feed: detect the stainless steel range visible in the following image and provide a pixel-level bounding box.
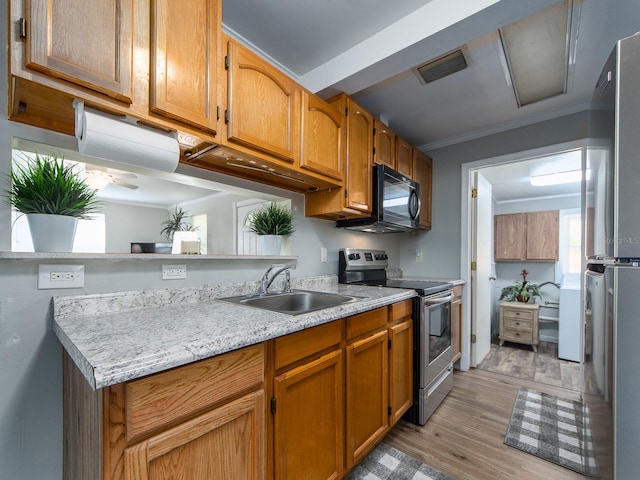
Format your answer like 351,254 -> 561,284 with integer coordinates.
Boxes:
339,248 -> 454,425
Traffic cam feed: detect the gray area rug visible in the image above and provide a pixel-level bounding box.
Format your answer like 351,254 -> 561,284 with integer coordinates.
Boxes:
504,387 -> 600,476
345,442 -> 454,480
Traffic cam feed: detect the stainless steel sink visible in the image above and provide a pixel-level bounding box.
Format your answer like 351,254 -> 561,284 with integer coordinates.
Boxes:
218,289 -> 361,315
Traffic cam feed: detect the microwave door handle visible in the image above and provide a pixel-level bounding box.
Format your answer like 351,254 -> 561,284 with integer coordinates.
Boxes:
409,189 -> 420,219
423,293 -> 454,305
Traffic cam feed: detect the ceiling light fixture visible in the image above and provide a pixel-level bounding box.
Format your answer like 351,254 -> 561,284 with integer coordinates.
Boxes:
499,0 -> 572,107
530,169 -> 589,187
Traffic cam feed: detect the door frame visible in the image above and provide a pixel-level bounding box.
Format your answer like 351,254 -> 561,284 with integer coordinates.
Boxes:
459,139 -> 589,371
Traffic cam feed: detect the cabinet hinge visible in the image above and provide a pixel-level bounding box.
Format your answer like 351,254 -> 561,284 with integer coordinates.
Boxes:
471,188 -> 478,198
270,397 -> 276,414
345,107 -> 349,116
388,339 -> 392,350
19,18 -> 27,40
471,261 -> 477,271
344,189 -> 348,198
224,55 -> 230,70
216,106 -> 220,121
388,406 -> 392,417
471,334 -> 477,344
373,127 -> 376,136
224,109 -> 229,124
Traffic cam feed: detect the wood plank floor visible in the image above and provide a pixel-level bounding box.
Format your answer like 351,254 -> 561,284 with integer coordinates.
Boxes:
385,369 -> 591,480
477,341 -> 582,391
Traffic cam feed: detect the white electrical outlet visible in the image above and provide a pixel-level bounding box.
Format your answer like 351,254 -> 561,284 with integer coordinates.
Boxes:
38,264 -> 85,289
320,247 -> 328,263
416,250 -> 424,263
162,264 -> 187,280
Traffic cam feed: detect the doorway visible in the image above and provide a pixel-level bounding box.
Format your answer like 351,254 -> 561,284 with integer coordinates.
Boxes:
461,140 -> 587,391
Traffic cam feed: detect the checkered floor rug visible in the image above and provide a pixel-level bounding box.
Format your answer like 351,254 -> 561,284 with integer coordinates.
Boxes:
504,387 -> 600,476
345,442 -> 454,480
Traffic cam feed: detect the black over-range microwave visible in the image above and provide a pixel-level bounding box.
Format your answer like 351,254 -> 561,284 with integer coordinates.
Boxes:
336,165 -> 420,233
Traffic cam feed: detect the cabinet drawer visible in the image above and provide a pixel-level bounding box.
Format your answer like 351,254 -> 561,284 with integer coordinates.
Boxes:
504,317 -> 533,331
503,328 -> 534,343
389,299 -> 412,322
275,320 -> 343,370
346,307 -> 388,340
125,344 -> 264,442
502,308 -> 534,321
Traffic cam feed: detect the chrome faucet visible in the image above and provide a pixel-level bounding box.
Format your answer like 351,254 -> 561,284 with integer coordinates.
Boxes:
260,264 -> 295,295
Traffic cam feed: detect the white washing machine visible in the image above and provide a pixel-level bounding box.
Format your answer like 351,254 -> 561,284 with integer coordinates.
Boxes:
558,278 -> 581,361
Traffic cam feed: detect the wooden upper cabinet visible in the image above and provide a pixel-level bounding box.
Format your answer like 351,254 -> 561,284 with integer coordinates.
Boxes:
226,40 -> 299,163
304,93 -> 372,218
150,0 -> 220,133
494,210 -> 559,261
299,90 -> 343,180
395,137 -> 413,178
526,210 -> 559,260
494,213 -> 526,261
25,0 -> 133,103
413,149 -> 432,230
373,119 -> 396,169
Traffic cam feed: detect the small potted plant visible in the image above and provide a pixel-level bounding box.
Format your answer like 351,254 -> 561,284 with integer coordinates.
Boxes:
3,152 -> 101,252
248,202 -> 294,255
500,269 -> 542,303
160,207 -> 197,241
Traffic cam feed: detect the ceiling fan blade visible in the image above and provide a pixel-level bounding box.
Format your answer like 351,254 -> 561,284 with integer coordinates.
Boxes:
111,179 -> 139,189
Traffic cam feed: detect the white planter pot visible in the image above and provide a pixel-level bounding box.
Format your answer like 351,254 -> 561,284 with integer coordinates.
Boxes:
257,235 -> 282,255
27,214 -> 78,252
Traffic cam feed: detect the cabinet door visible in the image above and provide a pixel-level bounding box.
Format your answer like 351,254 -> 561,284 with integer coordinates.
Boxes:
345,329 -> 388,469
25,0 -> 133,102
150,0 -> 220,133
451,297 -> 462,363
345,99 -> 373,212
413,149 -> 432,229
389,319 -> 413,425
274,350 -> 344,480
125,391 -> 265,480
226,41 -> 299,162
526,210 -> 559,260
373,119 -> 395,169
300,91 -> 343,180
494,213 -> 525,261
395,137 -> 413,178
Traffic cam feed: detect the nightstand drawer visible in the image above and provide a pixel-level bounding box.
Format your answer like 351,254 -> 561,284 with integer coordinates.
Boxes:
502,308 -> 534,321
504,317 -> 533,331
503,328 -> 534,343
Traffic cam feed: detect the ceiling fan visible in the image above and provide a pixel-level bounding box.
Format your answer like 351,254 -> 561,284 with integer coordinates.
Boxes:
83,164 -> 139,190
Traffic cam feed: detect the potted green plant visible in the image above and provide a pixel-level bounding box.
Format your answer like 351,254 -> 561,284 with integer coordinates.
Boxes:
248,202 -> 294,255
3,152 -> 101,252
500,269 -> 542,303
160,207 -> 197,241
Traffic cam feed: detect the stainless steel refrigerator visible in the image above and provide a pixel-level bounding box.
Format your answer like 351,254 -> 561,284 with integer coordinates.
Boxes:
584,31 -> 640,480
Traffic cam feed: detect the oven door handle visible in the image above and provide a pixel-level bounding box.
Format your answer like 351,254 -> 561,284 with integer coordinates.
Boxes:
423,292 -> 453,305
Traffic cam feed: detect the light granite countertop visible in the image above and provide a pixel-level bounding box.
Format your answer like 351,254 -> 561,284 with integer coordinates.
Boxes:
53,275 -> 416,390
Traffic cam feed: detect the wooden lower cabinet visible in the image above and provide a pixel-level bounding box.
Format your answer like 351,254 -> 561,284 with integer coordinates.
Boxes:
389,318 -> 413,424
125,391 -> 265,479
451,285 -> 463,363
273,350 -> 344,480
345,329 -> 389,468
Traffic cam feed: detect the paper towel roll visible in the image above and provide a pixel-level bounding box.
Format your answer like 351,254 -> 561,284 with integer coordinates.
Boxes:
74,102 -> 180,173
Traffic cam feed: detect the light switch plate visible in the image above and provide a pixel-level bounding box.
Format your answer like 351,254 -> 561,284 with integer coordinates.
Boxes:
38,264 -> 85,289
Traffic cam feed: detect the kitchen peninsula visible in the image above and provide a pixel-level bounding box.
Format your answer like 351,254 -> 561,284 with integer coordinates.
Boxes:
54,275 -> 415,479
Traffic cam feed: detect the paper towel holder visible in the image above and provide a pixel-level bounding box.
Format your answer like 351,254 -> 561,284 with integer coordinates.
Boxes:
73,99 -> 180,173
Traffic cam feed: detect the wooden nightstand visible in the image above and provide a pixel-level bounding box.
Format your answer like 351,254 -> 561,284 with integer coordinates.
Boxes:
499,302 -> 540,352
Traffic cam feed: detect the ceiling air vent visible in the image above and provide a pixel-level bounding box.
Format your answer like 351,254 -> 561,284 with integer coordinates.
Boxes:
413,49 -> 468,85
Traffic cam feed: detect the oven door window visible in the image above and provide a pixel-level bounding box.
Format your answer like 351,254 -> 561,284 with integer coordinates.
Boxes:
428,301 -> 451,363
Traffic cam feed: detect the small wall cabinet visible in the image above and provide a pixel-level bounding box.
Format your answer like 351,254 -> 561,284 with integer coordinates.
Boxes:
499,302 -> 540,352
494,210 -> 559,261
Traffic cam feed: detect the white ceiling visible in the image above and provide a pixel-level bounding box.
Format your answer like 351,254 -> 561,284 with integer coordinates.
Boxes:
222,0 -> 640,200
